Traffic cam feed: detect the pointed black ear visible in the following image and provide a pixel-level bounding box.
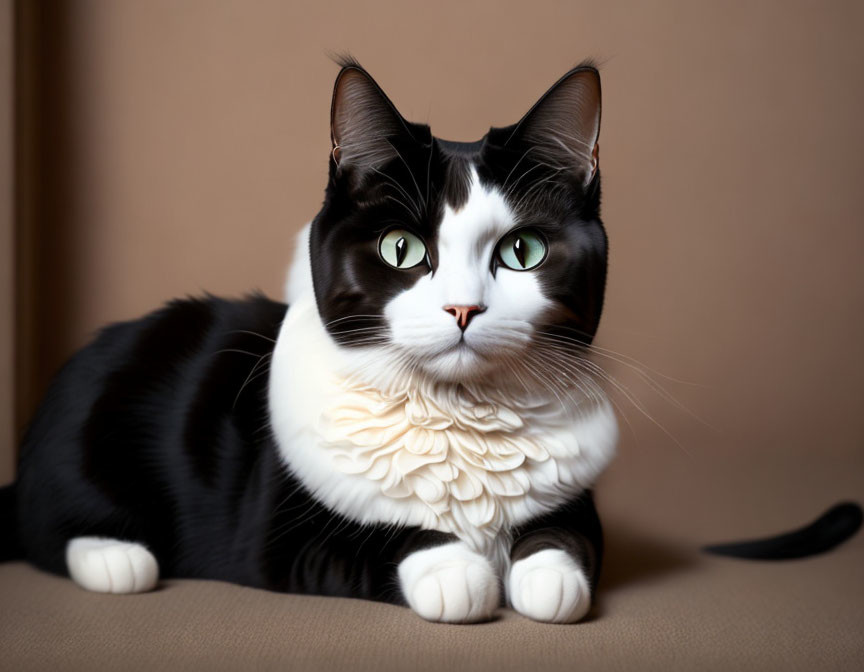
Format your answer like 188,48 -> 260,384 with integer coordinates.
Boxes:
509,66 -> 601,186
330,64 -> 408,172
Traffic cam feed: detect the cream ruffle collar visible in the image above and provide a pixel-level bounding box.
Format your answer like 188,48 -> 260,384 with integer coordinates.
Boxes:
316,377 -> 578,546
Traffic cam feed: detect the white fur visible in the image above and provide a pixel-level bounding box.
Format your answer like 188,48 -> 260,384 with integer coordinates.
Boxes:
398,542 -> 499,622
285,222 -> 312,304
66,537 -> 159,594
272,165 -> 618,578
509,548 -> 591,623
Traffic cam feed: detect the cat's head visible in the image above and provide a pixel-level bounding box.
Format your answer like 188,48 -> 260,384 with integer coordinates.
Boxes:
309,59 -> 606,387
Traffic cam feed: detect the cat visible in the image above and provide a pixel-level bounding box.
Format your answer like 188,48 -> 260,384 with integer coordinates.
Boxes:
1,58 -> 860,624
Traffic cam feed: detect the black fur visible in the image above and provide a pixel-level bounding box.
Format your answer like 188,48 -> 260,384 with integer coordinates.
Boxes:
0,484 -> 20,561
703,502 -> 863,561
511,491 -> 604,591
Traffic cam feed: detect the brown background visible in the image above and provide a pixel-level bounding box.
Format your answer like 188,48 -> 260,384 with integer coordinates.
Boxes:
9,0 -> 864,493
2,1 -> 864,668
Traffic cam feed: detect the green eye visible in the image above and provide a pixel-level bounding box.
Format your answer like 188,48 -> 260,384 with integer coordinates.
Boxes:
497,229 -> 547,271
379,229 -> 427,269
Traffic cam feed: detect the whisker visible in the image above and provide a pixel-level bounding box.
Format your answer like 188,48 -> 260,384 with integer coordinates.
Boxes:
232,355 -> 272,410
538,326 -> 705,386
372,167 -> 423,221
386,139 -> 427,211
535,332 -> 714,431
531,343 -> 691,454
383,195 -> 422,223
502,146 -> 538,194
213,348 -> 268,358
226,329 -> 277,343
323,314 -> 383,327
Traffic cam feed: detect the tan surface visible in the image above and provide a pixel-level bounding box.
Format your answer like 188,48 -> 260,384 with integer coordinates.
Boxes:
2,448 -> 863,671
4,0 -> 864,669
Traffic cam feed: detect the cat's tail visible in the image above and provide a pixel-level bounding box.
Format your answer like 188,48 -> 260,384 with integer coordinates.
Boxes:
703,501 -> 862,560
0,483 -> 23,562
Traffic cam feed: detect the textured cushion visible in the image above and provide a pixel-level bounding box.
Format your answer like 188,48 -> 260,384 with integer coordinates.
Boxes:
2,447 -> 862,671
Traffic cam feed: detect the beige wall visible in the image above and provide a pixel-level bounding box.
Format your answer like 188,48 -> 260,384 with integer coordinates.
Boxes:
9,1 -> 864,489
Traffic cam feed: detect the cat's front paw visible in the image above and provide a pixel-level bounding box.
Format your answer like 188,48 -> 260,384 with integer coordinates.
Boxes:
509,548 -> 591,623
398,542 -> 499,623
66,537 -> 159,594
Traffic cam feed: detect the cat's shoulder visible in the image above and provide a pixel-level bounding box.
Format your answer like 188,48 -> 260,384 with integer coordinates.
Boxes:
90,293 -> 288,345
44,294 -> 289,396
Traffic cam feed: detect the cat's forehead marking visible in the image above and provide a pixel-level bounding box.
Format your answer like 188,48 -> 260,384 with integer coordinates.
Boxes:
437,166 -> 516,257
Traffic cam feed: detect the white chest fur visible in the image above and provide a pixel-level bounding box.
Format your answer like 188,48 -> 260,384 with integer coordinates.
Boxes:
268,294 -> 618,556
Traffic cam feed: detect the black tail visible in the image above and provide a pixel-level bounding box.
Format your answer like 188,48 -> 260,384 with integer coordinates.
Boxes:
704,502 -> 863,560
1,483 -> 23,562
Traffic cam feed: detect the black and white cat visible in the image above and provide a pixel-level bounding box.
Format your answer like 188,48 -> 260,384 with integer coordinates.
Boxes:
4,59 -> 612,623
2,59 -> 858,624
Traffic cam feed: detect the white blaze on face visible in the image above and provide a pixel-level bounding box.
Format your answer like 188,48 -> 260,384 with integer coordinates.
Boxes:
385,167 -> 553,381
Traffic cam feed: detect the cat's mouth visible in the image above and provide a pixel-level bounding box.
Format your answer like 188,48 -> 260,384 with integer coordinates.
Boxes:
424,345 -> 489,381
427,338 -> 482,359
383,319 -> 535,383
418,336 -> 525,382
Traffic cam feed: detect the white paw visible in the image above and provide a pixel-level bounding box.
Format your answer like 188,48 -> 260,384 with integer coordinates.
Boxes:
398,542 -> 499,623
66,537 -> 159,594
509,548 -> 591,623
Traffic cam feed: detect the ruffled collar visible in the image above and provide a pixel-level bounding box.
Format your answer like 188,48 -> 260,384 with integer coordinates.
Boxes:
316,376 -> 577,546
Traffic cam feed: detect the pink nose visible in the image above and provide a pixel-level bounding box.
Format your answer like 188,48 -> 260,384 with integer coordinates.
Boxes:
443,305 -> 485,331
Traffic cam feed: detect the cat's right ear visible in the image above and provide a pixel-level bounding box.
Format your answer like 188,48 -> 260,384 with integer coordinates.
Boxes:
506,65 -> 602,188
330,63 -> 408,173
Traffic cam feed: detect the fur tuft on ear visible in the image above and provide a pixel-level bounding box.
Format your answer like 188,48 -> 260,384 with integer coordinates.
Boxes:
509,66 -> 602,187
330,62 -> 408,172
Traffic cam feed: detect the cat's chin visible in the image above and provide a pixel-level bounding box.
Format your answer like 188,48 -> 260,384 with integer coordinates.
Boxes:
416,343 -> 503,383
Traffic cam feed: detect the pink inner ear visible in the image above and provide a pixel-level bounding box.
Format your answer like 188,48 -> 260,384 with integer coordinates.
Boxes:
587,143 -> 599,183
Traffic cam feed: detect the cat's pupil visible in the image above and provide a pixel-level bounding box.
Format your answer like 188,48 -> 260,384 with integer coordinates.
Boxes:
395,237 -> 407,266
513,237 -> 527,268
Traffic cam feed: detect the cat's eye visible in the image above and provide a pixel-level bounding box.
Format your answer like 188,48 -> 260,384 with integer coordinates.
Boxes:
378,229 -> 427,269
496,229 -> 547,271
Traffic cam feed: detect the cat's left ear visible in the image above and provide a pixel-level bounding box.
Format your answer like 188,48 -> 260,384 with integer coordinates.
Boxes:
330,62 -> 410,173
508,65 -> 601,187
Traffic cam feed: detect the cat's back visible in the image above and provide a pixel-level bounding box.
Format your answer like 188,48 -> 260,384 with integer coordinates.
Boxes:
16,294 -> 288,574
